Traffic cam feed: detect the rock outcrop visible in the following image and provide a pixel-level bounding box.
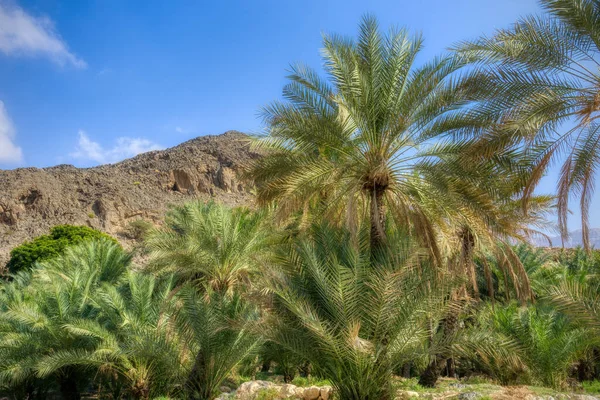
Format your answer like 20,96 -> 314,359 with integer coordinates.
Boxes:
0,131 -> 259,268
215,380 -> 333,400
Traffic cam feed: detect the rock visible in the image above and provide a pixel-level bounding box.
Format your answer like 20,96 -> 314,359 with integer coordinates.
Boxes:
279,384 -> 299,398
397,390 -> 420,399
220,386 -> 232,393
320,386 -> 333,400
216,166 -> 238,192
170,169 -> 196,193
450,383 -> 470,390
303,386 -> 321,400
458,393 -> 482,400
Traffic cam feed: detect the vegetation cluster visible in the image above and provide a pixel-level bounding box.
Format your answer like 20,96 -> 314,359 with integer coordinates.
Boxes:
3,1 -> 600,399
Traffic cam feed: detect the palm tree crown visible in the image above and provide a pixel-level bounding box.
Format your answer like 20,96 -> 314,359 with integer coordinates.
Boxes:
458,0 -> 600,249
250,15 -> 481,255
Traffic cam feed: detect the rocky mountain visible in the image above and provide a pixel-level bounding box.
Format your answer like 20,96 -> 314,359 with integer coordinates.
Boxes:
532,228 -> 600,249
0,131 -> 259,267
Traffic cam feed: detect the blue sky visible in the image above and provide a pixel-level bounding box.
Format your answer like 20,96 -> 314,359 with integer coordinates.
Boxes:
0,0 -> 597,231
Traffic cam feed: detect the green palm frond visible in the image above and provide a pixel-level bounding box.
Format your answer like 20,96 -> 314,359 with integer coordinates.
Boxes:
266,222 -> 457,399
457,0 -> 600,249
145,201 -> 274,295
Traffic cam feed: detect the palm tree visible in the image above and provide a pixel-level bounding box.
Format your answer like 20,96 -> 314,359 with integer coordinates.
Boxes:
0,239 -> 129,400
176,286 -> 261,400
464,303 -> 591,389
267,222 -> 454,400
457,0 -> 600,250
36,272 -> 187,399
414,158 -> 554,386
249,15 -> 484,256
145,201 -> 272,294
547,279 -> 600,335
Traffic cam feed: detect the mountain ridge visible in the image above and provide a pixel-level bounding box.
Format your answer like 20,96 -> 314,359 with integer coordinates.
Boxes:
0,131 -> 259,268
532,228 -> 600,249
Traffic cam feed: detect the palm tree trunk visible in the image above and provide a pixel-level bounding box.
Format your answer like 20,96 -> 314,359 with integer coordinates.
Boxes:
446,358 -> 457,379
186,351 -> 212,400
260,360 -> 271,373
57,370 -> 81,400
402,362 -> 412,378
418,310 -> 459,387
369,186 -> 386,256
419,354 -> 447,388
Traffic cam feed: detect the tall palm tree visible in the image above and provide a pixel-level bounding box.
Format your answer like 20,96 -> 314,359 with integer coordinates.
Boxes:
267,222 -> 454,400
145,202 -> 272,294
457,0 -> 600,250
249,15 -> 484,255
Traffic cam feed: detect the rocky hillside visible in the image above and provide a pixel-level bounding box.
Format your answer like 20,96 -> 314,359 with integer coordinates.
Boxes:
0,131 -> 258,267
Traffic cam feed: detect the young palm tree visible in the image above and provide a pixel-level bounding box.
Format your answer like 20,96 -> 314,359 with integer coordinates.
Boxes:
457,0 -> 600,249
145,201 -> 272,294
0,239 -> 129,400
464,303 -> 591,389
267,222 -> 453,400
36,272 -> 187,399
175,286 -> 261,400
249,15 -> 483,255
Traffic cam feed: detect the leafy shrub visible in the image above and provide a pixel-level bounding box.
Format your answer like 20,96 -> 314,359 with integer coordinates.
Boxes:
5,225 -> 118,274
125,219 -> 154,241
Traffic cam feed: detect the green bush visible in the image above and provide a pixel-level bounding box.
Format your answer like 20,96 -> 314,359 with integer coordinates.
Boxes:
125,219 -> 154,241
5,225 -> 118,274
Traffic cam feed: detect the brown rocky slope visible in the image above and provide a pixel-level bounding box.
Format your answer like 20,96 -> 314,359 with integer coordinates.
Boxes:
0,131 -> 258,267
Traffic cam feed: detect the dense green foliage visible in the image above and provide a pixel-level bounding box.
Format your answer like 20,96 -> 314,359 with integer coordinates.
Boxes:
3,2 -> 600,398
5,225 -> 118,274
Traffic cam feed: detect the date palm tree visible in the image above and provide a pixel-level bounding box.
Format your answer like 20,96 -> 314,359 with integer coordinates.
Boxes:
35,272 -> 187,399
0,239 -> 129,400
249,15 -> 483,256
145,201 -> 272,294
457,0 -> 600,249
465,303 -> 591,389
267,222 -> 454,399
176,287 -> 261,400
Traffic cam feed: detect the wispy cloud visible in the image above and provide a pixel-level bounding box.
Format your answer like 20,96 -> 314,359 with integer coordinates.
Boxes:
0,1 -> 86,68
70,130 -> 163,165
0,100 -> 23,165
97,67 -> 112,76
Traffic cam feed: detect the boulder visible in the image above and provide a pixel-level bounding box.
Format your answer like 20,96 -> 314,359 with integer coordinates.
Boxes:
280,384 -> 299,398
320,386 -> 333,400
303,386 -> 321,400
397,390 -> 420,399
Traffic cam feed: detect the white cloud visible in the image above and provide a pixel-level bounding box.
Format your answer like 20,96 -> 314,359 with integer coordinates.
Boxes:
71,130 -> 163,165
175,126 -> 185,133
0,100 -> 23,164
0,1 -> 86,68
